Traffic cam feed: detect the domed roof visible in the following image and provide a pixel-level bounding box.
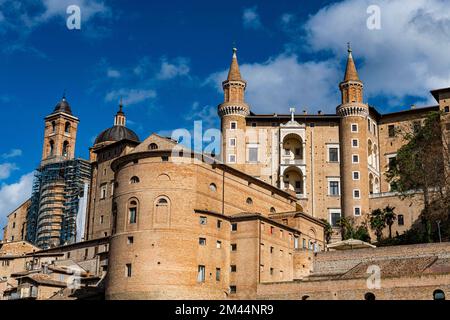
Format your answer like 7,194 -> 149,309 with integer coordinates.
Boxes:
53,97 -> 72,115
94,125 -> 140,144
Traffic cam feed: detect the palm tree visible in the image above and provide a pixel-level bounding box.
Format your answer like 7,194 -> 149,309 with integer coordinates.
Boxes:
369,209 -> 386,242
383,206 -> 397,239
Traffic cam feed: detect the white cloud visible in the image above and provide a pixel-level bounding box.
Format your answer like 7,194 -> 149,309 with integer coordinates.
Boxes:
0,172 -> 34,230
303,0 -> 450,106
0,163 -> 19,180
185,102 -> 219,129
157,57 -> 190,80
39,0 -> 111,21
243,6 -> 262,30
105,88 -> 157,106
2,149 -> 22,159
107,69 -> 121,78
207,54 -> 340,114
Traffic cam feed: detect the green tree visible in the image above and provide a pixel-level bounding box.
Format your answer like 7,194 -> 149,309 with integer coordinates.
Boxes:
320,219 -> 333,244
383,206 -> 397,239
369,209 -> 386,242
338,217 -> 371,242
385,111 -> 447,242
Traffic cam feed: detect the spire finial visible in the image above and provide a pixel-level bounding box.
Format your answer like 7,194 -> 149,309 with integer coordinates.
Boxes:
62,89 -> 66,100
347,42 -> 352,53
232,46 -> 237,58
289,107 -> 296,122
119,96 -> 123,112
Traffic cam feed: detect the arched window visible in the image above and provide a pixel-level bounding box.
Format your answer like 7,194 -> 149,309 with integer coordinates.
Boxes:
149,143 -> 158,150
246,197 -> 253,205
155,197 -> 170,225
51,121 -> 56,133
270,207 -> 276,214
209,183 -> 217,192
433,289 -> 445,300
49,140 -> 55,156
128,200 -> 138,224
364,292 -> 376,301
62,141 -> 69,157
64,122 -> 71,134
130,176 -> 140,184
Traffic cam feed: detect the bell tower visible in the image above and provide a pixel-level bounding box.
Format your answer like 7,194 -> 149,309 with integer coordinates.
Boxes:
218,48 -> 250,166
41,95 -> 79,165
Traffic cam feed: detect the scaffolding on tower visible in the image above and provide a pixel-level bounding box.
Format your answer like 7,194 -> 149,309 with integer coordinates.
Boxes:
26,159 -> 91,249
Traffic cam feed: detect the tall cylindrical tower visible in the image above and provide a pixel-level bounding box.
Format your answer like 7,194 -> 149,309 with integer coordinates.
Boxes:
218,48 -> 250,169
337,46 -> 370,223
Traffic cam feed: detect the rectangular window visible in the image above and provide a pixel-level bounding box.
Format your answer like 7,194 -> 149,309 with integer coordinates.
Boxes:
302,239 -> 306,248
353,189 -> 360,199
251,122 -> 257,127
398,214 -> 404,226
270,226 -> 274,235
352,154 -> 359,163
216,241 -> 222,249
329,181 -> 340,196
270,246 -> 274,253
216,268 -> 221,281
231,223 -> 237,231
388,125 -> 395,137
100,184 -> 107,199
127,236 -> 134,245
388,156 -> 397,171
231,243 -> 237,251
352,171 -> 360,180
280,230 -> 283,238
248,147 -> 258,162
270,268 -> 274,275
126,264 -> 132,277
351,124 -> 358,132
329,147 -> 339,162
161,155 -> 169,162
352,139 -> 359,147
230,122 -> 237,130
100,215 -> 104,224
354,207 -> 361,216
230,286 -> 237,294
217,220 -> 222,229
330,211 -> 341,227
229,138 -> 236,147
294,237 -> 299,249
444,106 -> 449,113
197,265 -> 206,282
228,154 -> 236,163
199,238 -> 206,246
230,265 -> 237,272
199,216 -> 207,225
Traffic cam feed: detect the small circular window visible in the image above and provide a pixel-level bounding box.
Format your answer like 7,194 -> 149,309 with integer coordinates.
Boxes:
209,183 -> 217,192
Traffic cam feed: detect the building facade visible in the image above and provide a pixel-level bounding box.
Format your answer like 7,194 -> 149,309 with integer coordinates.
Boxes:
219,47 -> 450,237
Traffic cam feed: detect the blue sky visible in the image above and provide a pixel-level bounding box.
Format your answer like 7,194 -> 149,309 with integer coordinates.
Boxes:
1,0 -> 450,227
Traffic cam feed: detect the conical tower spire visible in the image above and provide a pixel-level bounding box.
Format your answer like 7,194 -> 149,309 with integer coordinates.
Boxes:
343,43 -> 360,82
227,47 -> 243,81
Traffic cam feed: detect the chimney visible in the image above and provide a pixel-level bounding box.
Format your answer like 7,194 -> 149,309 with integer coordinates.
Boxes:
318,110 -> 322,115
303,110 -> 307,115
